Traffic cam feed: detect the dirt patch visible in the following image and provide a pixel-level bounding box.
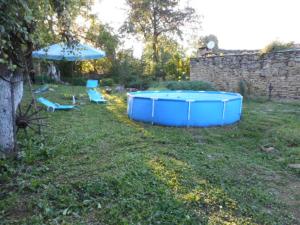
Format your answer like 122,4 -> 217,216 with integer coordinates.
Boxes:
4,198 -> 32,221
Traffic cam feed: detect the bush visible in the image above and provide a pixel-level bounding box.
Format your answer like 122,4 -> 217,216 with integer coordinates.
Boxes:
127,78 -> 151,90
35,75 -> 57,84
57,61 -> 73,78
260,41 -> 294,55
62,77 -> 87,86
238,80 -> 251,98
101,78 -> 114,86
150,81 -> 215,91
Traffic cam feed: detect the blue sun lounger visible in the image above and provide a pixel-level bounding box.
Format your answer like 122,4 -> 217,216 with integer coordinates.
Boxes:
86,79 -> 99,89
87,89 -> 107,104
37,97 -> 78,112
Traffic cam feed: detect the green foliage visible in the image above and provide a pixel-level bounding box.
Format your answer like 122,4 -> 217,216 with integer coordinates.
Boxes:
260,41 -> 294,55
1,84 -> 299,224
122,0 -> 197,40
63,76 -> 87,86
122,0 -> 198,79
58,61 -> 73,78
189,34 -> 219,57
79,58 -> 113,75
35,75 -> 57,84
198,34 -> 219,50
0,0 -> 35,68
78,15 -> 119,75
127,76 -> 152,89
86,15 -> 119,58
238,80 -> 251,98
142,36 -> 190,80
0,0 -> 95,73
30,0 -> 94,45
238,80 -> 247,98
112,49 -> 151,88
150,81 -> 215,91
0,0 -> 96,154
101,78 -> 114,86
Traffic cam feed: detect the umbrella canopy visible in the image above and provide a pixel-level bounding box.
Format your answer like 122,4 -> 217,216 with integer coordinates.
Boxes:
32,42 -> 106,61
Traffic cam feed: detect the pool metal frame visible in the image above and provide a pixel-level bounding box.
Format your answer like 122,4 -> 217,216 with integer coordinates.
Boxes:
127,90 -> 243,127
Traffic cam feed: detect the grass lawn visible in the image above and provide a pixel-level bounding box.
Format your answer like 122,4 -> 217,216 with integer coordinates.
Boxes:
1,84 -> 299,225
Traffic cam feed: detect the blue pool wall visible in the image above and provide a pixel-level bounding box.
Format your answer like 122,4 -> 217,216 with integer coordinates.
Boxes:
127,91 -> 243,127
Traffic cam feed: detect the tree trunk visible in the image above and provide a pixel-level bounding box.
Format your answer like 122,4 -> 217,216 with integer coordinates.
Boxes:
152,1 -> 160,80
152,35 -> 160,80
34,61 -> 41,77
47,63 -> 61,82
152,38 -> 158,64
0,65 -> 23,154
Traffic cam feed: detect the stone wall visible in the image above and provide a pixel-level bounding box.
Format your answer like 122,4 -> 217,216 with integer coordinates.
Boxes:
190,49 -> 300,99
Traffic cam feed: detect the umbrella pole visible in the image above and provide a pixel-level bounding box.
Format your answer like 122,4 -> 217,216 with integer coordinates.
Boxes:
72,61 -> 76,104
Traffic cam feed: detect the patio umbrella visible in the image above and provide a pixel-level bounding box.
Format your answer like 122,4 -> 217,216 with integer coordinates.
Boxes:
32,42 -> 106,61
32,42 -> 106,103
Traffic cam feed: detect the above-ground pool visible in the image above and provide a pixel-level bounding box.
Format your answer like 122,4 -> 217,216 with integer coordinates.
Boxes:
127,91 -> 243,127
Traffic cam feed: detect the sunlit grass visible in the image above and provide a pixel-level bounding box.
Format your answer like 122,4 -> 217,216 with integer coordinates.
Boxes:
148,156 -> 256,224
104,93 -> 152,137
148,157 -> 182,192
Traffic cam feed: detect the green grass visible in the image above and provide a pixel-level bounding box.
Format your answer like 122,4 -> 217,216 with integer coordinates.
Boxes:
0,84 -> 299,225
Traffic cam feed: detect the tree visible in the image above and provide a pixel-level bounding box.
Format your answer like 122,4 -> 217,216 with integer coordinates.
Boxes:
198,34 -> 219,52
142,36 -> 189,80
121,0 -> 197,79
86,15 -> 119,58
78,15 -> 120,76
114,49 -> 146,88
189,34 -> 219,57
0,0 -> 36,154
260,40 -> 294,55
0,0 -> 93,154
30,0 -> 94,46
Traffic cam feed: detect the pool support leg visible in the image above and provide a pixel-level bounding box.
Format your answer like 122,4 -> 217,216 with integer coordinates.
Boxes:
222,99 -> 228,126
151,98 -> 157,125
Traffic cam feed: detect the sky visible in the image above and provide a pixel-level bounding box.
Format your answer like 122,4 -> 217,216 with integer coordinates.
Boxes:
92,0 -> 300,57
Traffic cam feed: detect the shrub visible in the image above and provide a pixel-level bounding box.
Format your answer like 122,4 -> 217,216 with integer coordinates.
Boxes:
238,80 -> 251,98
57,61 -> 73,78
101,78 -> 114,86
127,78 -> 151,90
260,41 -> 294,55
35,75 -> 57,84
62,77 -> 87,86
150,81 -> 215,91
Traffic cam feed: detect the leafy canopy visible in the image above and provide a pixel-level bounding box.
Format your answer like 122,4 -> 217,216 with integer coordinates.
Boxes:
0,0 -> 35,70
142,36 -> 189,80
121,0 -> 197,79
260,40 -> 294,55
198,34 -> 219,50
0,0 -> 94,71
122,0 -> 197,42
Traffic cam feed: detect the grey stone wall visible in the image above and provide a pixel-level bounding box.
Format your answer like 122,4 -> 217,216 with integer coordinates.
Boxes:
190,50 -> 300,99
